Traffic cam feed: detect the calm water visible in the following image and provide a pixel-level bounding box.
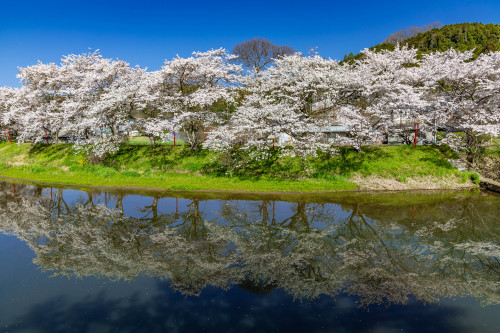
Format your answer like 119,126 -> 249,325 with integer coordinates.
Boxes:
0,181 -> 499,333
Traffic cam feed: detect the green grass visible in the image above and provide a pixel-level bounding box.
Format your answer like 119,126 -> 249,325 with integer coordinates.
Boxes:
0,143 -> 355,192
0,142 -> 489,193
312,145 -> 459,179
487,138 -> 500,157
128,136 -> 150,143
127,136 -> 187,146
0,166 -> 356,192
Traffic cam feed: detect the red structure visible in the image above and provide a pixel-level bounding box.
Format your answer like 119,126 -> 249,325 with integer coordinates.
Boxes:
414,121 -> 419,148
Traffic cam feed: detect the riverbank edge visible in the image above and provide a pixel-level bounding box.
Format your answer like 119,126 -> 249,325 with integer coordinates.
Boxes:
0,172 -> 478,195
0,142 -> 482,194
479,176 -> 500,193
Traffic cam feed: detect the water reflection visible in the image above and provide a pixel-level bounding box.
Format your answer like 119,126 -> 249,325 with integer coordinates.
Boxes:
0,182 -> 499,310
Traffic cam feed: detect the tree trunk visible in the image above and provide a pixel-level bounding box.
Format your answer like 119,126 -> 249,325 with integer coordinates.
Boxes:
465,131 -> 477,167
149,134 -> 156,147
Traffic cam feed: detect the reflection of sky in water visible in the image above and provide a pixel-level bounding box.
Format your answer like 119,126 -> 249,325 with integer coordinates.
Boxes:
55,188 -> 352,226
1,233 -> 497,333
1,183 -> 500,332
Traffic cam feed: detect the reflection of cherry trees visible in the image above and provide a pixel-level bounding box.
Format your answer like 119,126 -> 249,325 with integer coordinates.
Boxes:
0,183 -> 498,306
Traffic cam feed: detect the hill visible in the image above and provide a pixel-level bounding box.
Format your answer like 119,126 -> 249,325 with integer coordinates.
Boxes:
344,22 -> 500,62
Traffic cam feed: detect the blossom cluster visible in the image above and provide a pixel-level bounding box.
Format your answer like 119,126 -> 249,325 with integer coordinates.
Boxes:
0,46 -> 498,164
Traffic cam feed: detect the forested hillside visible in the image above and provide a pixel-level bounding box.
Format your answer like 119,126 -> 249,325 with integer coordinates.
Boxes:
344,22 -> 500,61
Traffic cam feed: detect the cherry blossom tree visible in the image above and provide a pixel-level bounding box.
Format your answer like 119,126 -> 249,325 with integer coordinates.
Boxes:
61,51 -> 142,159
206,53 -> 347,156
6,51 -> 142,159
419,49 -> 500,165
348,45 -> 431,145
134,70 -> 174,146
2,45 -> 499,166
0,87 -> 18,142
11,61 -> 70,144
144,48 -> 242,149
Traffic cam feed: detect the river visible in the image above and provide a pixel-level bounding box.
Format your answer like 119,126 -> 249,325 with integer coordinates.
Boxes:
0,181 -> 499,332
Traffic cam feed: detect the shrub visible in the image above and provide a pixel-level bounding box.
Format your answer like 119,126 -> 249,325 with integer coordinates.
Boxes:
470,172 -> 480,184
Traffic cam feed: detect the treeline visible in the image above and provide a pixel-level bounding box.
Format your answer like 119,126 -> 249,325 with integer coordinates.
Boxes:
344,22 -> 500,62
0,43 -> 499,168
405,22 -> 500,57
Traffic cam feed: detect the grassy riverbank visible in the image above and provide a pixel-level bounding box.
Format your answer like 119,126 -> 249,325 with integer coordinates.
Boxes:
0,142 -> 481,192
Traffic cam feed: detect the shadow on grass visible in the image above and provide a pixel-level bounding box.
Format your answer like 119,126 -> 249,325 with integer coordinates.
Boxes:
315,147 -> 390,177
419,157 -> 455,169
28,143 -> 74,160
104,145 -> 209,170
201,147 -> 395,180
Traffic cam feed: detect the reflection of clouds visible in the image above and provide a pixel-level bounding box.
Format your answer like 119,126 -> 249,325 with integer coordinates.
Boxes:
0,183 -> 499,308
4,282 -> 473,333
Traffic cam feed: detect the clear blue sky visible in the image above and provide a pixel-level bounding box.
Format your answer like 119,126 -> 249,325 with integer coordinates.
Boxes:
1,0 -> 499,87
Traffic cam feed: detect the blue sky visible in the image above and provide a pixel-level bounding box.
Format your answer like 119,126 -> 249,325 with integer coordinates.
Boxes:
1,0 -> 499,87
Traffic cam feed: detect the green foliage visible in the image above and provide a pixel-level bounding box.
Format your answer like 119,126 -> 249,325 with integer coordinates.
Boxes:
404,22 -> 500,58
460,171 -> 480,184
348,23 -> 500,62
210,98 -> 237,123
487,138 -> 500,158
470,172 -> 480,184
